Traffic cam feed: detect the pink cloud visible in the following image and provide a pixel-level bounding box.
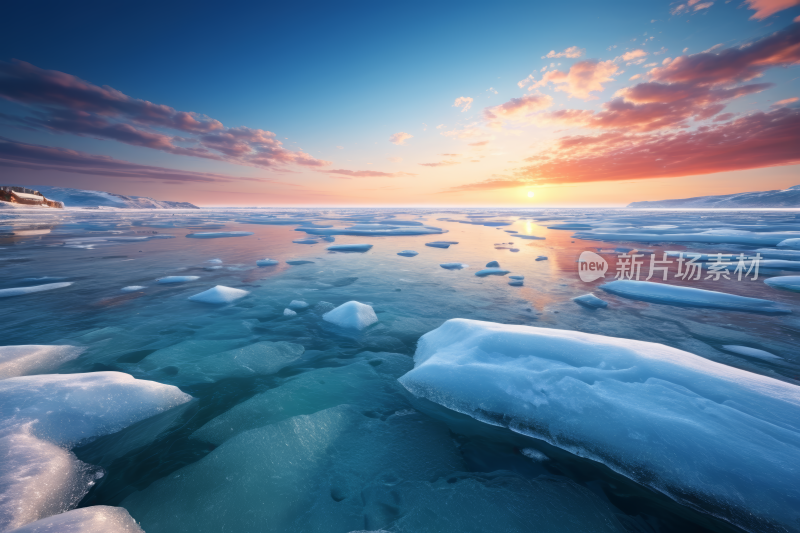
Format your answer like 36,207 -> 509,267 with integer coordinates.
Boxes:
453,97 -> 473,112
773,96 -> 799,106
482,94 -> 553,127
389,132 -> 413,145
620,49 -> 648,62
323,169 -> 415,177
543,46 -> 585,59
745,0 -> 800,19
648,24 -> 800,86
530,60 -> 618,99
446,108 -> 800,191
0,137 -> 254,183
419,160 -> 460,167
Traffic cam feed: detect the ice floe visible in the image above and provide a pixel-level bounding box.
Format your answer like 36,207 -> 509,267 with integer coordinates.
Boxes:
516,235 -> 546,240
778,238 -> 800,249
327,244 -> 373,252
508,280 -> 523,286
474,268 -> 510,277
323,301 -> 378,330
485,261 -> 500,268
426,241 -> 457,249
398,319 -> 800,533
0,345 -> 86,380
765,275 -> 800,292
156,276 -> 200,284
288,300 -> 309,309
292,238 -> 318,244
573,294 -> 608,309
440,263 -> 467,270
509,275 -> 524,280
722,345 -> 782,361
601,280 -> 791,314
397,250 -> 418,257
185,232 -> 254,239
536,256 -> 548,261
0,282 -> 72,298
188,285 -> 250,304
298,224 -> 445,236
256,259 -> 279,266
286,260 -> 314,265
120,286 -> 146,292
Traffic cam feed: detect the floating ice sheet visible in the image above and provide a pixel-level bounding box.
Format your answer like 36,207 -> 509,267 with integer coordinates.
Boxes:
256,259 -> 279,266
440,263 -> 467,270
397,250 -> 418,257
327,244 -> 373,252
0,282 -> 72,298
722,345 -> 781,361
573,294 -> 608,309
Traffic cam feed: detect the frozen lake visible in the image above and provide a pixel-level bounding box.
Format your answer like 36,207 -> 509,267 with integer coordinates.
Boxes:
1,207 -> 799,533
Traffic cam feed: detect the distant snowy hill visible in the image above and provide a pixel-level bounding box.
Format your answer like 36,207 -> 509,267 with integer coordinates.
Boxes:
628,185 -> 800,208
31,186 -> 199,209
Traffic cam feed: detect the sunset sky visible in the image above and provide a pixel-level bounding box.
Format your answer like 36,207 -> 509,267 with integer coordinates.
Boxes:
1,0 -> 798,206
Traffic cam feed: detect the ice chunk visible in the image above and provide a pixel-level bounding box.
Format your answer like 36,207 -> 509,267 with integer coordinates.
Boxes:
485,261 -> 500,268
297,224 -> 446,236
535,256 -> 548,261
188,285 -> 249,304
286,260 -> 314,265
520,448 -> 549,462
439,263 -> 467,270
765,275 -> 800,292
293,238 -> 318,244
722,345 -> 781,361
323,301 -> 378,330
0,345 -> 85,380
327,244 -> 373,252
516,235 -> 546,240
510,248 -> 519,252
397,250 -> 418,257
509,275 -> 524,280
777,238 -> 800,249
206,258 -> 223,264
256,258 -> 279,266
474,268 -> 510,277
573,294 -> 608,309
601,280 -> 791,314
120,286 -> 146,292
283,308 -> 297,316
508,280 -> 523,286
0,282 -> 72,298
398,318 -> 800,533
425,242 -> 451,249
288,300 -> 309,309
185,232 -> 253,238
504,230 -> 518,233
547,223 -> 592,229
0,372 -> 192,445
156,276 -> 199,284
8,506 -> 144,533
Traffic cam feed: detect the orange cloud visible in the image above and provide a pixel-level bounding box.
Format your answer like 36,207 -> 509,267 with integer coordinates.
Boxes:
323,169 -> 415,177
453,96 -> 473,112
482,94 -> 553,127
530,60 -> 618,99
543,46 -> 585,59
620,49 -> 648,62
389,132 -> 413,145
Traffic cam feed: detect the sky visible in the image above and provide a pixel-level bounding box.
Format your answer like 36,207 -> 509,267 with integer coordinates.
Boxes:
0,0 -> 798,207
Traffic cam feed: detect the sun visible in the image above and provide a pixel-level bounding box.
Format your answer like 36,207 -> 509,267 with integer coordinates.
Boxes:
527,191 -> 535,198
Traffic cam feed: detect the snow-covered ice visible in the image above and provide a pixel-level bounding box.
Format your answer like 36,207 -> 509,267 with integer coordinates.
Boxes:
398,318 -> 800,533
601,280 -> 791,314
288,300 -> 309,309
0,282 -> 72,298
0,345 -> 85,380
156,276 -> 200,284
188,285 -> 250,304
323,301 -> 378,330
777,238 -> 800,249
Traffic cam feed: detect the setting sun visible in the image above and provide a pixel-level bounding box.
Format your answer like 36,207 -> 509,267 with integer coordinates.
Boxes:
527,191 -> 535,198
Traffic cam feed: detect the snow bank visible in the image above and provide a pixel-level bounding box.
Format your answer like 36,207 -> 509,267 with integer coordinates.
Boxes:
398,319 -> 800,533
0,345 -> 85,380
323,301 -> 378,330
188,285 -> 249,304
156,276 -> 199,284
9,506 -> 144,533
601,280 -> 791,314
0,282 -> 72,298
185,232 -> 253,238
326,244 -> 373,252
765,275 -> 800,292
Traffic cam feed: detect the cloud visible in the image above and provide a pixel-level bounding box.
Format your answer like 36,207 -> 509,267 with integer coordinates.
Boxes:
543,46 -> 585,59
440,124 -> 486,139
620,49 -> 648,62
745,0 -> 800,20
446,108 -> 800,191
453,96 -> 473,112
419,160 -> 460,167
482,94 -> 554,127
469,140 -> 490,147
387,156 -> 403,162
648,23 -> 800,86
529,60 -> 619,99
323,168 -> 415,178
773,96 -> 799,106
0,60 -> 329,169
517,74 -> 536,89
389,131 -> 413,145
0,137 -> 253,183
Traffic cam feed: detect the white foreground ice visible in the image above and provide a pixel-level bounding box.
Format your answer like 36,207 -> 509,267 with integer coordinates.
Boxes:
0,372 -> 190,531
0,346 -> 85,380
323,301 -> 378,330
765,275 -> 800,292
188,285 -> 249,304
398,319 -> 800,533
0,282 -> 72,298
8,506 -> 144,533
601,280 -> 791,314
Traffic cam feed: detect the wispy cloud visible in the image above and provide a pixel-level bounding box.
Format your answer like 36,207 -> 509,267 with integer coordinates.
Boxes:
389,131 -> 413,145
453,96 -> 473,112
323,168 -> 415,177
529,60 -> 619,99
483,94 -> 554,127
744,0 -> 800,20
542,46 -> 585,59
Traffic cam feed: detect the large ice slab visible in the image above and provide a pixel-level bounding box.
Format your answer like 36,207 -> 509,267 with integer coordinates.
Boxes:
9,506 -> 144,533
600,280 -> 791,314
0,345 -> 85,380
765,275 -> 800,292
188,285 -> 249,304
398,319 -> 800,533
323,301 -> 378,330
0,282 -> 72,298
